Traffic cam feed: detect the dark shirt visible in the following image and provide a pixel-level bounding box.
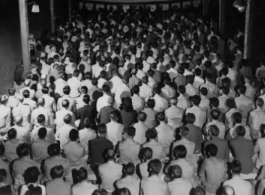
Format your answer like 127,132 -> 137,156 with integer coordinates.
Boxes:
89,137 -> 113,166
99,106 -> 117,124
205,137 -> 229,161
120,109 -> 138,129
78,104 -> 96,129
186,124 -> 202,153
174,74 -> 187,87
230,136 -> 254,174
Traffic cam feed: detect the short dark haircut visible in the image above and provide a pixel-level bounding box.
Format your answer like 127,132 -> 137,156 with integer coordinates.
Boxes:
237,85 -> 246,94
169,165 -> 182,178
78,167 -> 88,181
187,75 -> 195,84
200,87 -> 208,96
231,160 -> 242,174
147,99 -> 155,108
7,128 -> 17,139
235,125 -> 246,136
125,162 -> 135,175
83,94 -> 90,104
63,85 -> 71,95
149,159 -> 162,175
23,166 -> 40,184
69,129 -> 79,141
102,84 -> 110,93
232,112 -> 242,123
186,113 -> 195,124
62,99 -> 70,108
147,128 -> 157,139
127,127 -> 136,137
63,114 -> 72,124
157,112 -> 166,121
50,165 -> 64,179
194,68 -> 201,76
138,112 -> 147,122
210,109 -> 220,120
98,124 -> 107,134
143,147 -> 153,160
205,143 -> 218,157
210,97 -> 219,107
47,143 -> 61,156
92,189 -> 108,195
16,143 -> 31,158
42,86 -> 49,94
0,145 -> 5,156
178,85 -> 186,94
226,98 -> 236,108
191,95 -> 201,105
222,86 -> 230,95
173,145 -> 187,159
38,127 -> 47,139
37,114 -> 46,124
256,98 -> 264,107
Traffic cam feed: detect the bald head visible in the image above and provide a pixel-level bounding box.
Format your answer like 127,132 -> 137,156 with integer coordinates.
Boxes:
24,79 -> 31,86
38,98 -> 45,106
63,114 -> 72,124
62,100 -> 69,108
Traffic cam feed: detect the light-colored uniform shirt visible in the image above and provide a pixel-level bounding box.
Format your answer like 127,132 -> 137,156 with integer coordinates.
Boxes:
152,94 -> 168,113
133,122 -> 149,144
119,138 -> 140,165
186,106 -> 206,128
165,106 -> 184,129
139,84 -> 153,102
116,176 -> 141,195
223,176 -> 252,195
106,121 -> 124,146
143,140 -> 165,161
72,181 -> 98,195
156,124 -> 174,155
168,178 -> 192,195
63,141 -> 85,168
141,175 -> 169,195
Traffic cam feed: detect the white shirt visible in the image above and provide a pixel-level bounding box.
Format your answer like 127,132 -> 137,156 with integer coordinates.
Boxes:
109,76 -> 123,94
31,107 -> 50,125
0,105 -> 11,133
116,176 -> 140,195
185,84 -> 199,97
97,78 -> 108,89
161,85 -> 176,101
152,94 -> 168,113
55,109 -> 75,129
106,121 -> 124,146
218,94 -> 230,113
139,84 -> 153,102
133,122 -> 149,144
43,94 -> 56,112
167,68 -> 178,81
23,98 -> 37,110
115,83 -> 131,106
9,124 -> 31,143
141,175 -> 169,195
156,123 -> 174,155
81,79 -> 93,91
199,95 -> 210,111
99,161 -> 123,193
57,95 -> 76,113
223,176 -> 252,195
97,94 -> 111,112
248,108 -> 265,131
165,106 -> 184,129
55,123 -> 75,147
168,178 -> 192,195
75,94 -> 86,110
12,103 -> 31,127
6,96 -> 19,109
92,64 -> 104,78
72,181 -> 98,195
20,87 -> 35,99
186,106 -> 206,128
68,77 -> 81,98
235,95 -> 254,123
136,70 -> 146,80
177,95 -> 191,110
200,80 -> 219,98
143,140 -> 165,161
193,76 -> 204,89
206,120 -> 226,139
79,128 -> 97,155
54,78 -> 67,97
227,68 -> 238,88
131,94 -> 144,112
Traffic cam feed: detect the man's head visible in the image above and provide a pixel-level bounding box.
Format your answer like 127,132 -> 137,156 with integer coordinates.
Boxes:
48,143 -> 61,156
37,114 -> 46,125
190,95 -> 201,106
205,143 -> 218,157
37,97 -> 45,107
83,95 -> 90,104
149,159 -> 162,175
50,165 -> 65,179
232,112 -> 242,124
98,124 -> 107,137
170,97 -> 178,106
256,98 -> 264,108
157,112 -> 166,122
124,162 -> 135,176
138,112 -> 147,122
8,88 -> 16,96
173,145 -> 187,159
127,126 -> 136,138
179,126 -> 189,138
147,99 -> 155,108
102,84 -> 110,93
23,90 -> 30,99
231,160 -> 242,174
210,109 -> 220,120
38,127 -> 47,139
226,99 -> 236,109
209,125 -> 219,137
147,128 -> 157,139
62,99 -> 70,109
169,165 -> 182,179
69,129 -> 79,141
63,85 -> 71,95
186,113 -> 195,124
235,125 -> 246,137
109,111 -> 118,122
77,167 -> 88,181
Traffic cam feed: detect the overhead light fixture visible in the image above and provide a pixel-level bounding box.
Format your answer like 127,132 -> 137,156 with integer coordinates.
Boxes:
233,0 -> 246,12
27,1 -> 40,13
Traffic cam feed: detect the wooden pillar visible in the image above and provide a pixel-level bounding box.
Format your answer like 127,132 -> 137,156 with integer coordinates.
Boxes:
203,0 -> 209,17
244,0 -> 253,59
50,0 -> 55,34
19,0 -> 30,76
68,0 -> 72,21
219,0 -> 225,35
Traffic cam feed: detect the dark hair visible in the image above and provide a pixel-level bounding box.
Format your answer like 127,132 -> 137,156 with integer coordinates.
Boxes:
200,87 -> 208,96
98,124 -> 107,134
63,86 -> 71,95
205,143 -> 218,157
231,160 -> 242,174
7,128 -> 17,139
237,85 -> 246,94
187,75 -> 195,84
157,112 -> 166,121
23,167 -> 40,184
147,128 -> 157,139
178,85 -> 186,94
50,165 -> 64,179
210,109 -> 220,120
190,95 -> 201,105
123,97 -> 134,111
143,147 -> 153,160
69,129 -> 79,141
232,112 -> 242,123
138,112 -> 147,121
42,86 -> 49,94
102,84 -> 110,93
194,68 -> 201,76
222,86 -> 230,95
23,90 -> 30,98
78,167 -> 88,181
92,189 -> 108,195
169,165 -> 182,178
147,99 -> 155,108
26,185 -> 42,195
125,163 -> 135,175
47,143 -> 60,156
173,145 -> 187,159
235,125 -> 246,136
127,127 -> 136,137
226,98 -> 236,108
186,113 -> 195,124
0,145 -> 5,156
63,114 -> 72,124
38,127 -> 47,139
209,125 -> 219,137
0,169 -> 7,183
83,95 -> 90,104
149,159 -> 162,175
256,98 -> 264,107
17,143 -> 31,158
210,97 -> 219,107
131,85 -> 140,94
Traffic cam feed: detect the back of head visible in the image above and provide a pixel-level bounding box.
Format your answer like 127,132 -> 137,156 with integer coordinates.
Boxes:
7,128 -> 17,140
125,163 -> 135,176
98,124 -> 107,135
92,189 -> 108,195
232,112 -> 242,124
256,98 -> 264,107
47,143 -> 60,156
83,94 -> 90,104
186,113 -> 195,124
69,129 -> 79,141
138,112 -> 147,122
0,145 -> 5,157
231,160 -> 242,174
147,128 -> 157,139
178,85 -> 186,94
38,127 -> 47,139
23,90 -> 30,99
226,98 -> 236,108
8,88 -> 16,96
149,159 -> 162,175
235,125 -> 246,137
169,165 -> 182,179
23,166 -> 40,184
37,114 -> 46,124
200,87 -> 208,96
62,99 -> 70,108
0,169 -> 7,183
180,126 -> 189,137
173,144 -> 187,159
187,75 -> 195,84
144,147 -> 153,160
78,167 -> 88,181
210,109 -> 220,120
16,143 -> 31,158
127,126 -> 136,137
157,112 -> 166,122
102,84 -> 110,93
50,165 -> 64,179
209,125 -> 219,137
116,188 -> 131,195
205,143 -> 218,157
192,186 -> 206,195
147,99 -> 155,108
63,114 -> 72,124
209,97 -> 219,107
191,95 -> 201,105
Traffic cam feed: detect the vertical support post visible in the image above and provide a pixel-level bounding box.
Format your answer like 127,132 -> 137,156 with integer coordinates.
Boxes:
244,0 -> 253,59
19,0 -> 30,76
203,0 -> 209,17
219,0 -> 225,35
50,0 -> 55,34
68,0 -> 72,21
